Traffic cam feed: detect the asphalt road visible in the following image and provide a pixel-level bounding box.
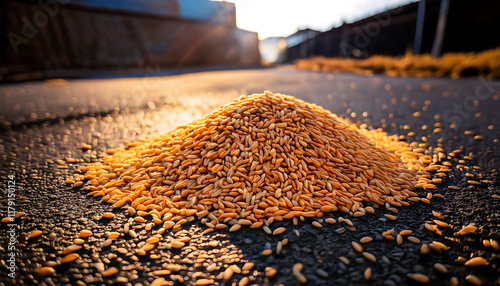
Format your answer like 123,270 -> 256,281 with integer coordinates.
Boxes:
1,67 -> 500,286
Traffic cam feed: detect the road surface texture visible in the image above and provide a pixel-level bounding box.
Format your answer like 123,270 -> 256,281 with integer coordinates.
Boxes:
1,66 -> 500,286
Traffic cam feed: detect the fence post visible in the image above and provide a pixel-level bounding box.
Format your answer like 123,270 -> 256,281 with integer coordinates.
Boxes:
413,0 -> 426,55
431,0 -> 449,57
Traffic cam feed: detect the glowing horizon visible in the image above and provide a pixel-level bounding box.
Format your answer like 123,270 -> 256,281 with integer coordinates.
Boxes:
228,0 -> 418,40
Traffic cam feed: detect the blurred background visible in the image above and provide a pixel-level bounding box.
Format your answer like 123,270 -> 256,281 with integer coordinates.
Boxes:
1,0 -> 499,82
2,2 -> 500,286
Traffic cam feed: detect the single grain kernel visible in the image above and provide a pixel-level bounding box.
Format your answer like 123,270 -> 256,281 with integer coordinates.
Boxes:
276,241 -> 283,255
491,239 -> 499,250
229,224 -> 241,232
466,274 -> 482,285
352,241 -> 363,253
262,249 -> 272,256
239,277 -> 249,286
38,266 -> 56,276
360,236 -> 373,243
399,230 -> 412,236
433,220 -> 449,228
134,217 -> 146,223
339,256 -> 350,265
396,234 -> 403,245
273,227 -> 286,235
61,253 -> 79,263
408,273 -> 429,283
101,239 -> 113,248
29,230 -> 42,238
171,240 -> 185,249
364,267 -> 372,280
102,212 -> 115,219
464,257 -> 488,267
195,279 -> 213,286
128,229 -> 137,238
102,267 -> 118,277
14,212 -> 25,219
483,239 -> 491,248
312,221 -> 322,228
74,238 -> 85,245
457,224 -> 478,235
385,214 -> 397,221
325,218 -> 336,224
362,252 -> 376,262
407,236 -> 421,244
63,245 -> 82,255
265,267 -> 277,277
421,244 -> 430,255
292,263 -> 306,284
223,266 -> 234,282
242,262 -> 254,271
79,230 -> 92,238
108,232 -> 120,240
434,263 -> 448,274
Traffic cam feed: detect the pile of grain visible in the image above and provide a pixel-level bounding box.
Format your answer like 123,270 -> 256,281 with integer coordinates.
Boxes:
74,92 -> 435,232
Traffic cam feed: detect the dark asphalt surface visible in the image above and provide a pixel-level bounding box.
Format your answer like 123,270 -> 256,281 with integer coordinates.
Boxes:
1,67 -> 500,286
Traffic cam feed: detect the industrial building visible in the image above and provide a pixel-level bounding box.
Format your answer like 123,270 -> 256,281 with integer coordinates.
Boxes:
0,0 -> 260,81
286,0 -> 500,61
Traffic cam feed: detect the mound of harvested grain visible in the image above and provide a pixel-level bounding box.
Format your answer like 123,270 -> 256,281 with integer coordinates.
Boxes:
74,92 -> 432,232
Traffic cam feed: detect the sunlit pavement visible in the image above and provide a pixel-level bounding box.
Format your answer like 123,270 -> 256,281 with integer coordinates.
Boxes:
1,67 -> 500,285
1,66 -> 499,130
